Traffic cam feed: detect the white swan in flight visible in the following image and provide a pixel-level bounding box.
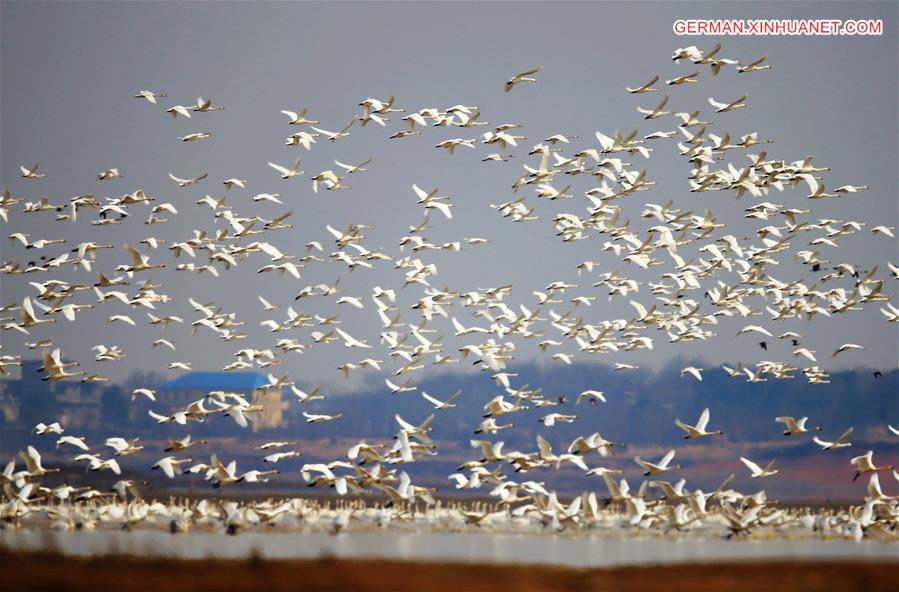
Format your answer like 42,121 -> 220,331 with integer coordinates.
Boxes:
681,366 -> 703,381
634,450 -> 680,476
737,55 -> 770,73
20,163 -> 46,179
675,408 -> 723,439
268,159 -> 304,179
303,411 -> 342,424
152,456 -> 193,479
576,390 -> 606,405
134,90 -> 166,103
504,66 -> 542,92
311,118 -> 355,142
813,427 -> 853,450
708,95 -> 748,113
740,456 -> 778,478
626,74 -> 660,94
776,416 -> 821,436
34,422 -> 64,435
850,451 -> 894,482
168,172 -> 207,187
179,131 -> 212,142
421,390 -> 461,410
832,343 -> 864,357
637,94 -> 670,120
21,446 -> 60,477
281,107 -> 319,125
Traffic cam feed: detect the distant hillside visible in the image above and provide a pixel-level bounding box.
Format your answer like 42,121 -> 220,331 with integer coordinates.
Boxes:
3,362 -> 896,500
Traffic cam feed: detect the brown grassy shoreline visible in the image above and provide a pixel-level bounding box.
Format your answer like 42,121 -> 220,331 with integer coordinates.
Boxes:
2,550 -> 897,592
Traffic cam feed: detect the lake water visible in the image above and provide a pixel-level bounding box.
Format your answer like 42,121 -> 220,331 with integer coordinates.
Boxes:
2,528 -> 897,567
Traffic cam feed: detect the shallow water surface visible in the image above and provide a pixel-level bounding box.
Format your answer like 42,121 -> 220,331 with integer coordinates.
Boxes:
2,529 -> 897,567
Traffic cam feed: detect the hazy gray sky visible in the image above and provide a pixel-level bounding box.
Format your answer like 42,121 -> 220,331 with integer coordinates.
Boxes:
1,1 -> 897,389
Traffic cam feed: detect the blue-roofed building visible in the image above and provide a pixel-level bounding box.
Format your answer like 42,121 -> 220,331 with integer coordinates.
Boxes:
158,371 -> 285,431
160,372 -> 273,392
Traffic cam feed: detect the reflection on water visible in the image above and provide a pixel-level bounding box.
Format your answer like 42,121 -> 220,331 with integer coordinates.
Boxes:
2,529 -> 897,567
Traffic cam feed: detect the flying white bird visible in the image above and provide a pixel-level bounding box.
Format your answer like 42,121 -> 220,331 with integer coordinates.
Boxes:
776,416 -> 822,436
168,172 -> 208,187
20,163 -> 47,179
626,74 -> 660,94
675,408 -> 723,439
311,119 -> 355,142
504,66 -> 542,92
421,390 -> 461,410
813,427 -> 854,450
303,412 -> 342,424
681,366 -> 703,381
740,457 -> 778,478
635,450 -> 680,476
268,159 -> 304,179
708,95 -> 747,113
832,343 -> 864,358
131,388 -> 156,402
134,90 -> 166,103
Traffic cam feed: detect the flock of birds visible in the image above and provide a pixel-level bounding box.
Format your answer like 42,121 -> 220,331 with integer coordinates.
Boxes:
1,43 -> 898,541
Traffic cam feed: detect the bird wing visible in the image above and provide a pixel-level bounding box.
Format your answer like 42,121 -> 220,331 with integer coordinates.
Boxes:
411,184 -> 431,202
420,391 -> 443,407
659,450 -> 676,467
708,97 -> 728,110
157,459 -> 175,479
22,297 -> 39,323
427,201 -> 453,220
634,74 -> 659,91
536,434 -> 553,459
310,126 -> 333,138
775,416 -> 796,429
745,55 -> 767,68
812,436 -> 831,448
836,427 -> 854,444
654,94 -> 669,111
123,244 -> 145,267
337,118 -> 356,135
740,457 -> 762,474
696,408 -> 710,431
268,162 -> 291,176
